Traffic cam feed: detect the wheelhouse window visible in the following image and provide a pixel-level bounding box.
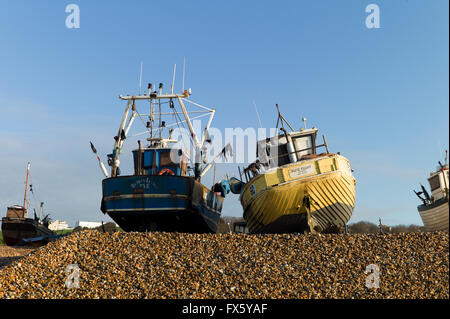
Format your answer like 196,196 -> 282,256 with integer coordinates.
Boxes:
273,143 -> 290,167
429,175 -> 441,191
292,135 -> 313,158
256,132 -> 317,169
160,151 -> 175,166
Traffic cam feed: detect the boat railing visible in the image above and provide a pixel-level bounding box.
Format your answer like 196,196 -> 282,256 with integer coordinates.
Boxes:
277,139 -> 330,161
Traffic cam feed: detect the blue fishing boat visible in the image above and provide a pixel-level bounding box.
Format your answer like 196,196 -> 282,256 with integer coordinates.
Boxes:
93,77 -> 230,233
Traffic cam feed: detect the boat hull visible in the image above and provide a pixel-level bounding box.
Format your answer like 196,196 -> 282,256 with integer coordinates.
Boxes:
1,217 -> 55,246
418,197 -> 449,232
241,154 -> 356,233
101,175 -> 223,233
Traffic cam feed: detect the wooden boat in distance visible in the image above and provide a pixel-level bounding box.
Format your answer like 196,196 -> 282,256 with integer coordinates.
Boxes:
230,106 -> 356,234
414,156 -> 449,232
2,206 -> 55,246
1,163 -> 55,246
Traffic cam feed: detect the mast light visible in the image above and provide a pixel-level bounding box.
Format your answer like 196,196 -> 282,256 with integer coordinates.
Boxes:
302,117 -> 307,129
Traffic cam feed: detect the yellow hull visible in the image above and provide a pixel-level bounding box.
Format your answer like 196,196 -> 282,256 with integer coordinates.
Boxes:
241,154 -> 356,233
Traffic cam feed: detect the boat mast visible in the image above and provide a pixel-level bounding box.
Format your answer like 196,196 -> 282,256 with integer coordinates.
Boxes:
158,83 -> 163,138
276,104 -> 297,163
151,99 -> 155,139
177,96 -> 203,179
111,99 -> 132,177
23,162 -> 30,217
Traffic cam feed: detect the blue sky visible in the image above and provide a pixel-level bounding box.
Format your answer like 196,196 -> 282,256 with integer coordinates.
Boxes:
0,0 -> 448,227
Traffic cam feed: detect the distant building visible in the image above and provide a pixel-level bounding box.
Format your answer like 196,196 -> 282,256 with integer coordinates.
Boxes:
75,221 -> 103,229
233,221 -> 249,234
48,220 -> 71,231
74,221 -> 119,229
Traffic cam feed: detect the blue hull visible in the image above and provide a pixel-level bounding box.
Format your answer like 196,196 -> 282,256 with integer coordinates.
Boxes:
101,175 -> 223,233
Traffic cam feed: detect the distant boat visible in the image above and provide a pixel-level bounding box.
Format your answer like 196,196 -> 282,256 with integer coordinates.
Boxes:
230,105 -> 356,234
95,80 -> 230,233
414,155 -> 449,232
1,163 -> 55,246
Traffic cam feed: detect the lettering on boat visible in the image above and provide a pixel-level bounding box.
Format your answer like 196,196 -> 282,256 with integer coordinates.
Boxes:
130,178 -> 158,190
289,164 -> 314,178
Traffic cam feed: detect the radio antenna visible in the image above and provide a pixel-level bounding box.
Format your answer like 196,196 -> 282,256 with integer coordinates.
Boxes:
252,100 -> 263,129
182,56 -> 186,92
171,64 -> 176,94
139,61 -> 143,95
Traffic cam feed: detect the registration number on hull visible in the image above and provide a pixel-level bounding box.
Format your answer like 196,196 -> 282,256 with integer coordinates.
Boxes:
289,164 -> 314,178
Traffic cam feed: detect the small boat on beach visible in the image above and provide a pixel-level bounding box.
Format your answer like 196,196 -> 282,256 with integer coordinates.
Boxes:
94,79 -> 230,233
1,163 -> 55,246
230,105 -> 356,234
414,153 -> 449,232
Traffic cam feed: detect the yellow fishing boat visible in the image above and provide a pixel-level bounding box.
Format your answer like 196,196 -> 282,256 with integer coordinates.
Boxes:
230,106 -> 356,233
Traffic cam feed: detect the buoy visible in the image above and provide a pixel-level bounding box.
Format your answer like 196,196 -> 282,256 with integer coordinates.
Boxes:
158,168 -> 175,176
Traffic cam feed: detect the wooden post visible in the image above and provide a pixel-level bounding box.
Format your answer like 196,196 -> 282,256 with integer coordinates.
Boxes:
322,135 -> 329,153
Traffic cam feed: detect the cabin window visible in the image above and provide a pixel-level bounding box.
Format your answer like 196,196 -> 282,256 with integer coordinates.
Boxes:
160,151 -> 175,166
262,143 -> 290,168
256,140 -> 271,166
257,139 -> 290,168
257,134 -> 315,168
292,135 -> 313,158
143,151 -> 153,168
429,175 -> 441,191
275,144 -> 290,166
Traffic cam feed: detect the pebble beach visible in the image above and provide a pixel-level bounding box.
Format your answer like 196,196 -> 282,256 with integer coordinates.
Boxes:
0,230 -> 448,299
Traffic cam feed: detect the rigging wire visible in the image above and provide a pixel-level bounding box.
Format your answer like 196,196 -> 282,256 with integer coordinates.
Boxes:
170,103 -> 197,173
135,109 -> 151,134
27,171 -> 41,216
173,104 -> 195,149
